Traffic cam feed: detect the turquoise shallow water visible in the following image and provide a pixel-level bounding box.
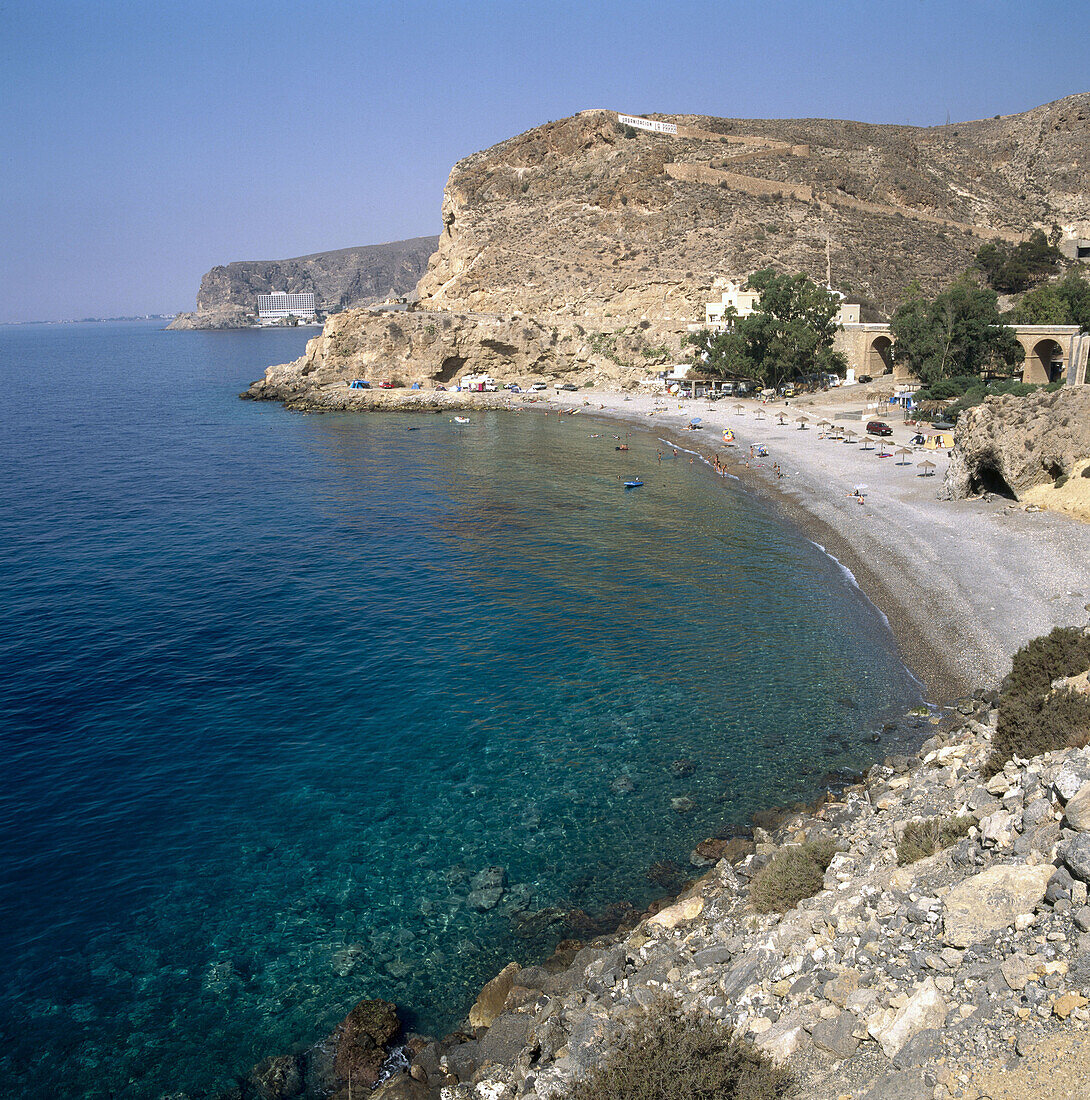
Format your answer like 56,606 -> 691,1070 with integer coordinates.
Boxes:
0,321 -> 921,1097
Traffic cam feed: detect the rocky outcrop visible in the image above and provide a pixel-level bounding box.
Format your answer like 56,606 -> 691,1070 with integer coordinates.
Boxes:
243,306 -> 678,407
378,682 -> 1090,1100
250,97 -> 1090,404
942,387 -> 1090,499
168,237 -> 438,329
416,97 -> 1090,326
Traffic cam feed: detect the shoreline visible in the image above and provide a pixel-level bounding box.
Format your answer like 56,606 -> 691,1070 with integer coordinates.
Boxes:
530,387 -> 1090,703
255,380 -> 1090,703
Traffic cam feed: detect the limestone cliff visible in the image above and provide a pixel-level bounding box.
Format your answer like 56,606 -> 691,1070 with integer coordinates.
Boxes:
250,97 -> 1090,402
943,387 -> 1090,499
416,98 -> 1090,325
169,236 -> 438,329
245,306 -> 674,406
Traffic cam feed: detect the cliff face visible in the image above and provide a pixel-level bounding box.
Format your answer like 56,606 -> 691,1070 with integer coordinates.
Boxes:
250,97 -> 1090,400
415,97 -> 1090,325
169,236 -> 438,329
943,388 -> 1090,500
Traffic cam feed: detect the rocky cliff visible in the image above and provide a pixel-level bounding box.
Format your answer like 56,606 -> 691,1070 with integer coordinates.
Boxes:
943,387 -> 1090,500
415,98 -> 1090,325
169,236 -> 438,329
248,97 -> 1090,401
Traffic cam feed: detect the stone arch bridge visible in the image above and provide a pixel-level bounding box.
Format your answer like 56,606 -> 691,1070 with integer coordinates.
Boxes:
833,323 -> 1090,385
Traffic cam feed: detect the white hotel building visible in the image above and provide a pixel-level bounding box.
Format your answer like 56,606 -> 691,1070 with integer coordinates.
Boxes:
256,291 -> 318,322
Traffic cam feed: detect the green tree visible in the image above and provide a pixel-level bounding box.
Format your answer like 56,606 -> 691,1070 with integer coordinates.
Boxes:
684,271 -> 844,386
1006,270 -> 1090,331
891,277 -> 1023,385
975,230 -> 1063,293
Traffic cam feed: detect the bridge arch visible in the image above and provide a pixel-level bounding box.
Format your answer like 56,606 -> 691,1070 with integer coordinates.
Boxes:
867,335 -> 894,377
1024,338 -> 1065,384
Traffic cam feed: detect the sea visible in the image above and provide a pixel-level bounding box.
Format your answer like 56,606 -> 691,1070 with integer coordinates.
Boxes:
0,320 -> 923,1097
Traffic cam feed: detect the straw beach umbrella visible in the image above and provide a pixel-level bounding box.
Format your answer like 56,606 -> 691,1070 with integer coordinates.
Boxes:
754,407 -> 766,420
920,459 -> 937,477
843,429 -> 857,444
896,447 -> 913,466
773,411 -> 788,425
732,403 -> 745,416
795,415 -> 810,429
861,435 -> 875,451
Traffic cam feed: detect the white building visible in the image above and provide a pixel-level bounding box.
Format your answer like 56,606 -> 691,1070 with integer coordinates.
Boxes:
700,280 -> 859,331
256,291 -> 318,322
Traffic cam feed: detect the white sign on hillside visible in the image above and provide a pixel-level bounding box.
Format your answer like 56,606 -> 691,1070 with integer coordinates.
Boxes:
618,114 -> 677,135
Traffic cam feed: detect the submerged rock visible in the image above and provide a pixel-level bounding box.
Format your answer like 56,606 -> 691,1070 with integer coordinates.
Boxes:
330,998 -> 400,1097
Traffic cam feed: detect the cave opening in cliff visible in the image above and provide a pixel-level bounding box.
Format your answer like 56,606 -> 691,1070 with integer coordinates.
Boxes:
968,456 -> 1015,499
436,355 -> 466,384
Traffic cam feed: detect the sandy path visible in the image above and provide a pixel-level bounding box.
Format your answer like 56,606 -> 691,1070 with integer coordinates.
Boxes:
535,387 -> 1090,699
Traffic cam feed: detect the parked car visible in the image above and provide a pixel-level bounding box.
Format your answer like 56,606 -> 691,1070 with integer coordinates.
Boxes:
531,381 -> 548,391
866,420 -> 893,436
379,380 -> 396,388
858,374 -> 873,384
483,382 -> 498,391
555,382 -> 578,391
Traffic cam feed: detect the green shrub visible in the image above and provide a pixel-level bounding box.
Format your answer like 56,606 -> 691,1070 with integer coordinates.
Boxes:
560,1000 -> 789,1100
748,839 -> 837,914
1002,627 -> 1090,701
897,815 -> 975,865
984,627 -> 1090,774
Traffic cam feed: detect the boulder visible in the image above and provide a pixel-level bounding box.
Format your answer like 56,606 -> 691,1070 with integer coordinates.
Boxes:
1063,833 -> 1090,883
942,864 -> 1054,946
1064,782 -> 1090,831
247,1054 -> 305,1099
371,1075 -> 431,1100
330,999 -> 400,1097
468,962 -> 520,1029
811,1011 -> 860,1059
467,866 -> 507,912
646,895 -> 704,929
868,978 -> 948,1058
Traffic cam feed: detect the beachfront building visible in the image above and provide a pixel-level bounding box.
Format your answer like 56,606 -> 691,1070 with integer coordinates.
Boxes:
256,291 -> 318,322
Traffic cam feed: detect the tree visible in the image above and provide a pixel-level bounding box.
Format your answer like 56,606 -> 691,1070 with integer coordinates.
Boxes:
685,270 -> 844,386
975,230 -> 1063,293
1006,270 -> 1090,331
891,278 -> 1023,386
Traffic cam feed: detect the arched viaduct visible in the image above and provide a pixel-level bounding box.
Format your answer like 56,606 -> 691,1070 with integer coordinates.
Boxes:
833,323 -> 1090,385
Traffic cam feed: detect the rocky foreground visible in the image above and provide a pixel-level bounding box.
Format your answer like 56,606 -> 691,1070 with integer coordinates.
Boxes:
225,678 -> 1090,1100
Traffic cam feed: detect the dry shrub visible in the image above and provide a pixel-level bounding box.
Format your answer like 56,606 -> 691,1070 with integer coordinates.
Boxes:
897,814 -> 975,865
561,999 -> 789,1100
748,839 -> 837,914
984,627 -> 1090,775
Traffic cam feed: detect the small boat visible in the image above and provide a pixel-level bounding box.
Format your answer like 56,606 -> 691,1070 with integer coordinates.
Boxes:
453,416 -> 470,424
624,479 -> 643,489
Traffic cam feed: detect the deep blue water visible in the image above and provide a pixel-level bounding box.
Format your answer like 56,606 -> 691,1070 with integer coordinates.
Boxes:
0,321 -> 921,1097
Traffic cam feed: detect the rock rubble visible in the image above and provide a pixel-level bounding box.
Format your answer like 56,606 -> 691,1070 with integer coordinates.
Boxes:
373,695 -> 1090,1100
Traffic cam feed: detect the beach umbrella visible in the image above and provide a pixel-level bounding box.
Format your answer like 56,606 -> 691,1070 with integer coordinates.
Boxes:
774,411 -> 788,425
732,403 -> 745,415
920,459 -> 937,477
842,429 -> 857,444
817,418 -> 833,431
754,407 -> 766,420
861,435 -> 875,450
896,447 -> 913,466
796,415 -> 810,429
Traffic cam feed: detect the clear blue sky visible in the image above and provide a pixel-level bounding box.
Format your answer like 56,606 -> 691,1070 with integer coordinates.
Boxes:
2,0 -> 1086,323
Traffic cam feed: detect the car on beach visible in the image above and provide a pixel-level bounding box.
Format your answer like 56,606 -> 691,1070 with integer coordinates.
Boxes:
866,420 -> 893,436
531,382 -> 548,391
555,382 -> 578,391
379,381 -> 396,388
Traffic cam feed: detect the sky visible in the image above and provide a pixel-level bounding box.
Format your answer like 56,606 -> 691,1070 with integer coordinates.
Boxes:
1,0 -> 1087,323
